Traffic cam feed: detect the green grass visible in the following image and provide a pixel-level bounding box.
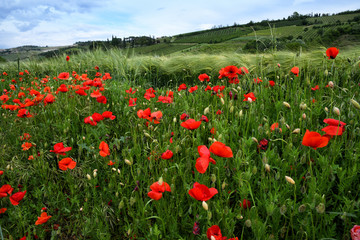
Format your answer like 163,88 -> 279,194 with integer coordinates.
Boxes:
0,47 -> 360,239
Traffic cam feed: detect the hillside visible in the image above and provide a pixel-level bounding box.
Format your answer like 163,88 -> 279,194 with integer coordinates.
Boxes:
1,9 -> 360,62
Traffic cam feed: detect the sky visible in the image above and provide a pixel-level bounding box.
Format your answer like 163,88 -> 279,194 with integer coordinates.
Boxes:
0,0 -> 359,49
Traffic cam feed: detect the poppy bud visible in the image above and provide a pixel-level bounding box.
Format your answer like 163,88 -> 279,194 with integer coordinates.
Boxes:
265,163 -> 271,172
292,128 -> 300,134
93,171 -> 97,178
158,177 -> 163,185
302,113 -> 306,120
144,132 -> 151,138
222,181 -> 226,190
220,98 -> 225,105
129,197 -> 136,206
204,107 -> 210,115
173,117 -> 177,123
245,219 -> 252,228
324,107 -> 329,112
112,168 -> 116,171
119,200 -> 124,209
286,124 -> 290,129
86,174 -> 91,180
283,102 -> 291,108
80,207 -> 83,211
252,137 -> 258,144
239,110 -> 243,118
211,174 -> 216,183
230,106 -> 234,113
316,203 -> 325,214
350,99 -> 360,110
333,106 -> 340,116
300,102 -> 307,110
6,165 -> 10,170
202,201 -> 208,211
125,159 -> 132,166
328,81 -> 334,88
285,176 -> 295,185
82,136 -> 86,140
324,69 -> 329,76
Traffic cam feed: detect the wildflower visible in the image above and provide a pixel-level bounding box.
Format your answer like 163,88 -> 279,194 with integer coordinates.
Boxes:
128,97 -> 137,107
0,208 -> 6,214
195,145 -> 216,174
193,222 -> 200,235
22,142 -> 33,151
222,65 -> 239,79
198,73 -> 210,82
147,180 -> 171,200
99,141 -> 110,157
189,86 -> 198,93
35,212 -> 52,225
57,72 -> 70,80
326,47 -> 339,59
188,182 -> 218,201
177,83 -> 187,91
269,80 -> 275,87
311,85 -> 319,91
257,138 -> 269,150
209,142 -> 233,158
243,92 -> 256,102
200,115 -> 209,122
102,111 -> 116,120
351,225 -> 360,240
206,225 -> 226,240
238,66 -> 249,75
17,109 -> 33,118
321,118 -> 346,136
254,78 -> 262,84
0,184 -> 14,197
96,96 -> 107,104
180,113 -> 189,121
181,119 -> 202,130
301,130 -> 329,150
43,94 -> 55,105
50,142 -> 72,156
9,190 -> 26,205
125,88 -> 136,94
270,123 -> 282,133
161,150 -> 173,160
58,158 -> 76,171
291,67 -> 299,77
285,176 -> 295,185
241,199 -> 251,209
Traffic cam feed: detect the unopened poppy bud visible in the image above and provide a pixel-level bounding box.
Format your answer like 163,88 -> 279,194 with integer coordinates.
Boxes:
125,159 -> 132,166
230,106 -> 234,113
211,174 -> 216,183
350,99 -> 360,110
202,201 -> 208,211
316,203 -> 325,214
217,134 -> 222,141
86,174 -> 91,180
115,192 -> 119,197
112,168 -> 117,171
302,113 -> 306,120
333,106 -> 340,116
324,69 -> 329,76
119,200 -> 124,209
208,137 -> 213,142
292,128 -> 300,134
285,176 -> 295,185
300,102 -> 307,110
239,110 -> 243,118
144,132 -> 151,138
286,124 -> 290,129
6,165 -> 10,170
82,136 -> 85,140
283,102 -> 291,108
222,181 -> 226,190
220,97 -> 225,105
245,219 -> 252,228
158,177 -> 163,185
129,197 -> 136,206
204,107 -> 210,115
265,164 -> 270,172
328,81 -> 334,88
93,171 -> 97,178
173,117 -> 177,123
127,228 -> 131,235
237,86 -> 241,91
252,137 -> 258,144
80,207 -> 83,211
324,107 -> 329,112
232,88 -> 238,93
207,211 -> 212,220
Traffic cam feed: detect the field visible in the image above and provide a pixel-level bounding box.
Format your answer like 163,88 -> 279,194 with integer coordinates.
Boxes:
0,47 -> 360,240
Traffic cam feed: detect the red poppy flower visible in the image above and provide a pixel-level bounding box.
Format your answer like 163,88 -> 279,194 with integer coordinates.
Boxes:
198,73 -> 210,82
17,109 -> 33,118
0,94 -> 9,103
205,85 -> 212,91
75,89 -> 87,96
257,138 -> 269,150
238,66 -> 249,75
43,94 -> 55,105
147,181 -> 171,200
181,119 -> 202,130
269,80 -> 275,87
301,130 -> 329,150
125,87 -> 136,94
254,78 -> 262,84
0,170 -> 3,176
58,158 -> 76,171
0,208 -> 7,214
209,141 -> 233,158
291,67 -> 299,77
0,184 -> 14,197
137,108 -> 151,119
9,190 -> 26,205
178,83 -> 187,91
35,212 -> 52,225
96,96 -> 107,104
200,115 -> 208,122
195,145 -> 216,174
206,225 -> 227,240
57,84 -> 68,93
311,85 -> 319,91
351,225 -> 360,240
321,118 -> 346,136
243,92 -> 256,102
189,86 -> 198,93
128,97 -> 137,107
57,72 -> 69,80
216,110 -> 222,115
270,122 -> 282,133
50,142 -> 72,156
92,113 -> 104,122
223,65 -> 239,79
188,182 -> 218,201
102,111 -> 116,120
326,47 -> 339,59
66,56 -> 70,61
161,150 -> 173,160
22,142 -> 33,151
107,160 -> 115,166
90,90 -> 102,98
193,222 -> 200,235
150,111 -> 163,124
241,199 -> 251,209
180,113 -> 189,121
99,141 -> 110,157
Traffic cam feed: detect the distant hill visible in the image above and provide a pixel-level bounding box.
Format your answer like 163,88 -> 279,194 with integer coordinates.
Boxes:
1,9 -> 360,61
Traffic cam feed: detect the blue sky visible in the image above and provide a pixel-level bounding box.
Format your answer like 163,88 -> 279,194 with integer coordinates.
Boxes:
0,0 -> 359,49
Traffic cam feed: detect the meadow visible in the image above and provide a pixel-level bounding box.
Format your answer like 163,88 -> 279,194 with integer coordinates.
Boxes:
0,47 -> 360,240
